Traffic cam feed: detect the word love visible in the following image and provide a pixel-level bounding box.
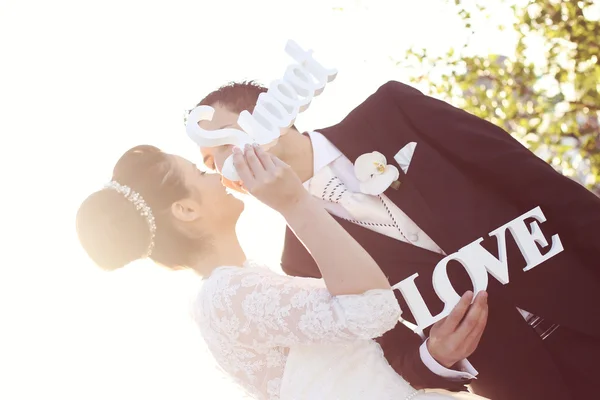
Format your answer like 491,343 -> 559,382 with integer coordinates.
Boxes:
186,40 -> 337,181
393,206 -> 564,331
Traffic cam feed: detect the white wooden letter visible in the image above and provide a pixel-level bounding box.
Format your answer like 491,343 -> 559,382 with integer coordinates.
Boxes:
459,237 -> 510,285
431,251 -> 489,317
283,64 -> 317,110
186,40 -> 338,181
186,105 -> 250,148
284,39 -> 338,95
237,109 -> 280,145
394,250 -> 489,331
255,92 -> 295,129
489,206 -> 563,272
268,79 -> 302,116
393,273 -> 445,330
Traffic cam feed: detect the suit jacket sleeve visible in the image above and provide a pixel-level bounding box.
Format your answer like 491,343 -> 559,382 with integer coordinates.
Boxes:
280,228 -> 469,391
383,81 -> 600,270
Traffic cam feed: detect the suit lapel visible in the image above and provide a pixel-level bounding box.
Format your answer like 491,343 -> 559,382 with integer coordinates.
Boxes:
318,121 -> 450,254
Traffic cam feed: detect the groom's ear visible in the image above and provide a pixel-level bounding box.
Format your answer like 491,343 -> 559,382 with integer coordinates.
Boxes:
171,198 -> 202,222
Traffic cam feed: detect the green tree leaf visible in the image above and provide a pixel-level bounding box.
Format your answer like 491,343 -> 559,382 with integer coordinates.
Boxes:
402,0 -> 600,190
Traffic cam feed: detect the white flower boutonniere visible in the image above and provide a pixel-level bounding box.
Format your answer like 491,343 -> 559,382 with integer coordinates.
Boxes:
354,151 -> 400,195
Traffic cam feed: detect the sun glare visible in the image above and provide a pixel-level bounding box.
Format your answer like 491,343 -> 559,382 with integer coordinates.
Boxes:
1,0 -> 518,398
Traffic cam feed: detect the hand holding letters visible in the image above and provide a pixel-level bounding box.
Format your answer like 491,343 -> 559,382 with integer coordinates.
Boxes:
427,291 -> 489,368
394,206 -> 563,331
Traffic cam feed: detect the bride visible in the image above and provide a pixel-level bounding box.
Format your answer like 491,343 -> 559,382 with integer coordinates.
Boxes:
76,144 -> 479,400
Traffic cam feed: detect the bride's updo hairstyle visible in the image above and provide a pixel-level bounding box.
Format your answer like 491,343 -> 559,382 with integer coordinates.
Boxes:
76,145 -> 199,270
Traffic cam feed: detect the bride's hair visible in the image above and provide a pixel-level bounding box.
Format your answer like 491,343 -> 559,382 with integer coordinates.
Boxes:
76,145 -> 201,270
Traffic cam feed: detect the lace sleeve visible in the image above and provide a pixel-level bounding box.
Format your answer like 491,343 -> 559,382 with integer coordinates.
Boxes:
202,265 -> 401,347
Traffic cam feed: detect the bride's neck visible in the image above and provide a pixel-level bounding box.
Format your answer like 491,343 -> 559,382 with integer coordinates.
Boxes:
190,231 -> 246,277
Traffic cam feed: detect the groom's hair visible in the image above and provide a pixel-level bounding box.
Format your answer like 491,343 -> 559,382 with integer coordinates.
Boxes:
195,80 -> 297,130
196,80 -> 267,113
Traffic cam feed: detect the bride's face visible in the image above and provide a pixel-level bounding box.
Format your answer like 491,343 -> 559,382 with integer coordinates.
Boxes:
171,155 -> 244,231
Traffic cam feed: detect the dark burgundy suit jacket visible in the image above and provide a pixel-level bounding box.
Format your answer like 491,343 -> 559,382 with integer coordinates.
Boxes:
280,81 -> 600,399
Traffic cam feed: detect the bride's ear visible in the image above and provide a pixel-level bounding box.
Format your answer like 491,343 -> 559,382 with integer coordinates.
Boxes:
171,198 -> 202,222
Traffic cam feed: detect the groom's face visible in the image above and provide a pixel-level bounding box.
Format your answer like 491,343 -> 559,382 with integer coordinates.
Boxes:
198,103 -> 246,192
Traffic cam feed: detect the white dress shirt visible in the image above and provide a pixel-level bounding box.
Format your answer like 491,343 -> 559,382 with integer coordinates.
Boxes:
304,131 -> 478,381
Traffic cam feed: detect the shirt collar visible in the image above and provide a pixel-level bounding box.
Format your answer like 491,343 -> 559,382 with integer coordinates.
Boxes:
304,131 -> 343,186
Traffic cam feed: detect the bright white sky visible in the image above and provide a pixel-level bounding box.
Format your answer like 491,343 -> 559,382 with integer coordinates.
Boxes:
0,1 -> 518,399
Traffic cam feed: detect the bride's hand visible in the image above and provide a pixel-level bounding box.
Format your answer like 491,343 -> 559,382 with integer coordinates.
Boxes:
232,144 -> 311,215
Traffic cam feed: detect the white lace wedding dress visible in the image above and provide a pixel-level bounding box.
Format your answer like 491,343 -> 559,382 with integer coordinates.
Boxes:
192,262 -> 461,400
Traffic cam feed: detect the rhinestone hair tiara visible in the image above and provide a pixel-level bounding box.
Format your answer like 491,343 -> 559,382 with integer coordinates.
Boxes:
104,180 -> 157,258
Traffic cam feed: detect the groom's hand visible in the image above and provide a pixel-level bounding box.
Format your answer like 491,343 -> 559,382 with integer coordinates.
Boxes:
427,290 -> 488,368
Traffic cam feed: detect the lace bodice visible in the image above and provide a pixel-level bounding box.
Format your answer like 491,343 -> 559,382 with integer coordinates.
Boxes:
192,262 -> 401,400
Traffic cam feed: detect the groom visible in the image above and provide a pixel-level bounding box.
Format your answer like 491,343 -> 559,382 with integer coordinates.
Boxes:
194,80 -> 600,399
